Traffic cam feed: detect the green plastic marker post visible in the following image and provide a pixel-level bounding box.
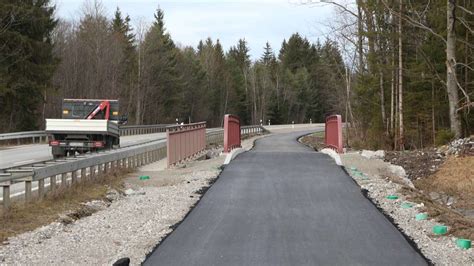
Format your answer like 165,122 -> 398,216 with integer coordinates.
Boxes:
386,195 -> 399,200
139,175 -> 150,180
415,213 -> 428,221
401,202 -> 414,209
456,239 -> 471,250
433,225 -> 448,235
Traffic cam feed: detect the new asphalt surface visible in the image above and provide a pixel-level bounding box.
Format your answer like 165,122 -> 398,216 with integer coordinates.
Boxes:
144,131 -> 427,265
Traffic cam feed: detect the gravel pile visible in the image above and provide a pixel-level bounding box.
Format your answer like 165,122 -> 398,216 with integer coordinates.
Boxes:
0,158 -> 223,265
342,153 -> 474,265
440,137 -> 474,156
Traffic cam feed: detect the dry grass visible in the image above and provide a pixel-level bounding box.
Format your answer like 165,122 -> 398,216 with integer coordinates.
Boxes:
0,169 -> 131,244
402,156 -> 474,239
415,156 -> 474,201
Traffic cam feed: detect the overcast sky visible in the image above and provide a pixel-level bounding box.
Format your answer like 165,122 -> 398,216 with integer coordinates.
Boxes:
54,0 -> 336,59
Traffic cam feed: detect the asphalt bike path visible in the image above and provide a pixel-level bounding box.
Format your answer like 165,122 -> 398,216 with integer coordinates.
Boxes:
144,131 -> 427,265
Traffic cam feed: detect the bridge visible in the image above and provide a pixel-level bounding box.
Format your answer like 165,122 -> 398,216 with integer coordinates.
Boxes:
0,116 -> 428,265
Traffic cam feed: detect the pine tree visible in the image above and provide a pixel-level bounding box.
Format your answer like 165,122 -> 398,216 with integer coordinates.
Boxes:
0,0 -> 58,131
141,6 -> 181,123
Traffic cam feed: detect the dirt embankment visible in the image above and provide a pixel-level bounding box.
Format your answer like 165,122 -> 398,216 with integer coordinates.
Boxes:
299,132 -> 325,151
0,169 -> 129,244
386,150 -> 474,240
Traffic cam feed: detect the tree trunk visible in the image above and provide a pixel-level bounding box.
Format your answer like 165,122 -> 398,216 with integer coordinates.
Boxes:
390,48 -> 395,134
432,81 -> 436,145
380,70 -> 387,132
398,0 -> 404,150
357,1 -> 364,73
446,0 -> 462,138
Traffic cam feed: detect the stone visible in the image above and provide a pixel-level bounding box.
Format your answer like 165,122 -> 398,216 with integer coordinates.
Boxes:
124,188 -> 145,196
374,150 -> 385,159
58,214 -> 75,225
105,189 -> 120,202
320,148 -> 342,165
446,196 -> 456,206
429,191 -> 440,200
360,150 -> 385,159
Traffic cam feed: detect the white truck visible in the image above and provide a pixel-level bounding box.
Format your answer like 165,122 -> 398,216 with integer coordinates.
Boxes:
46,99 -> 126,158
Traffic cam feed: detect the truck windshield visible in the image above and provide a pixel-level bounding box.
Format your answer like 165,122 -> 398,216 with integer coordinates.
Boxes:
71,104 -> 96,118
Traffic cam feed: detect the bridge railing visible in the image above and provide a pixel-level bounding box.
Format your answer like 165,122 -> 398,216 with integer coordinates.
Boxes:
166,122 -> 207,167
325,115 -> 343,153
119,124 -> 170,136
224,114 -> 241,153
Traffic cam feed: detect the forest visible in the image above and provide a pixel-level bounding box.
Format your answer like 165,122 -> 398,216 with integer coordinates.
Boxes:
0,0 -> 473,150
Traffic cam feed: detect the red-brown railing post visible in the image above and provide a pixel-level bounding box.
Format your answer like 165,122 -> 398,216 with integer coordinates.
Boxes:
325,115 -> 343,153
224,114 -> 241,153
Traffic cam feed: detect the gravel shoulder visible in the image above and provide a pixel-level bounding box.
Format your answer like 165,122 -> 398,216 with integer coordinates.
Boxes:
0,136 -> 263,265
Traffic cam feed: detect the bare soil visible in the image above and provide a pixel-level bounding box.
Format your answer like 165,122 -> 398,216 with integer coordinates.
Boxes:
385,149 -> 446,180
299,131 -> 325,151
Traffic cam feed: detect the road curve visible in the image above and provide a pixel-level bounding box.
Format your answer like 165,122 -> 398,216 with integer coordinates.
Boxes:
144,130 -> 427,265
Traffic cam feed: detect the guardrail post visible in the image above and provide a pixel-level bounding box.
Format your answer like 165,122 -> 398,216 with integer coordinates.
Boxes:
81,168 -> 86,181
61,173 -> 68,187
97,164 -> 103,176
50,175 -> 56,191
25,180 -> 32,201
38,179 -> 45,198
2,183 -> 11,209
72,170 -> 77,184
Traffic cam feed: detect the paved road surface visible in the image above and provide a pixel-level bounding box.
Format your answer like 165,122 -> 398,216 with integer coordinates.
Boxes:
144,131 -> 427,265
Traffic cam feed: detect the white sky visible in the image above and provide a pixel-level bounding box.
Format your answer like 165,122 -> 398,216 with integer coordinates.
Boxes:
54,0 -> 337,59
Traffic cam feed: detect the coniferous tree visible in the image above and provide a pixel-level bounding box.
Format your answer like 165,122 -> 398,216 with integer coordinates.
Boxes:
0,0 -> 57,131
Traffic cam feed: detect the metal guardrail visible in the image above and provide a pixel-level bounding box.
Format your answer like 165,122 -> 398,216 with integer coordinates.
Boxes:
0,124 -> 172,145
0,131 -> 48,144
0,125 -> 265,208
119,124 -> 171,136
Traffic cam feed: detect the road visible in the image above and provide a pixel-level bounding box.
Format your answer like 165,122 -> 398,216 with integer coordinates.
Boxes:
0,132 -> 168,169
144,130 -> 427,265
